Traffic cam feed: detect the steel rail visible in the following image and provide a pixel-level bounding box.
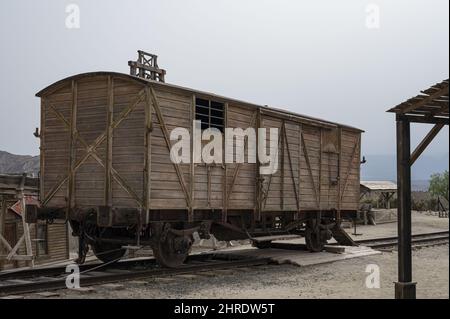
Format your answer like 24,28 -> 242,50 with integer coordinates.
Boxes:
355,231 -> 449,249
0,252 -> 240,280
0,255 -> 271,296
0,257 -> 156,281
354,230 -> 449,244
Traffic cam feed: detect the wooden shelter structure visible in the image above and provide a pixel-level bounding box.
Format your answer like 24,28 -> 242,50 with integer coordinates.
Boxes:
0,174 -> 37,268
0,174 -> 69,270
387,79 -> 449,299
360,181 -> 397,209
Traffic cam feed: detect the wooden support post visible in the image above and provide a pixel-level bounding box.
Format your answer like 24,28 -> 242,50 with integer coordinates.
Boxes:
387,192 -> 395,209
357,134 -> 362,206
21,196 -> 34,267
16,174 -> 34,267
395,118 -> 416,299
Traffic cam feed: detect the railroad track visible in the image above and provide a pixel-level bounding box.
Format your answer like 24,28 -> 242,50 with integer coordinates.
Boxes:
0,253 -> 271,296
1,231 -> 447,296
354,231 -> 449,249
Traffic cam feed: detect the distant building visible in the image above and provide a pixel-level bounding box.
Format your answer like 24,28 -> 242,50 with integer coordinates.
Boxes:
360,181 -> 397,209
0,174 -> 69,270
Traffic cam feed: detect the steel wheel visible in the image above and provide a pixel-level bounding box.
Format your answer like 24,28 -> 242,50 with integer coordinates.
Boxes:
305,219 -> 327,252
305,227 -> 325,252
152,231 -> 193,268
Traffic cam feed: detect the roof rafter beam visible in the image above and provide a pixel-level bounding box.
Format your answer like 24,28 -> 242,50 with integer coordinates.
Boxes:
396,114 -> 449,125
401,85 -> 449,114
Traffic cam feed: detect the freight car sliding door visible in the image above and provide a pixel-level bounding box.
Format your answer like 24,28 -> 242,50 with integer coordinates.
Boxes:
259,116 -> 301,212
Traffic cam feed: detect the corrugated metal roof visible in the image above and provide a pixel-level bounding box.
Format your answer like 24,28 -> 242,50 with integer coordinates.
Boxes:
360,181 -> 397,191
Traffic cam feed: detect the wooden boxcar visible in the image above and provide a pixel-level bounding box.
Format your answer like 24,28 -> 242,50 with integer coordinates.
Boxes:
26,69 -> 363,267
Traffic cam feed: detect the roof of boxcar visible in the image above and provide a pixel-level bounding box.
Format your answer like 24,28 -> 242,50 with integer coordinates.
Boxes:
36,71 -> 364,132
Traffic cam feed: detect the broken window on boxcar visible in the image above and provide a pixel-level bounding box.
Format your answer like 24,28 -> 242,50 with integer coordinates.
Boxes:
195,98 -> 224,132
35,223 -> 48,256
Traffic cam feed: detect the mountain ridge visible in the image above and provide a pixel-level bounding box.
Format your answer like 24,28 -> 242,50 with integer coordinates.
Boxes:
0,150 -> 40,175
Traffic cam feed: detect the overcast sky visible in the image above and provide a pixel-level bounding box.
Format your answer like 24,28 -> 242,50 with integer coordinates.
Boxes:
0,0 -> 448,161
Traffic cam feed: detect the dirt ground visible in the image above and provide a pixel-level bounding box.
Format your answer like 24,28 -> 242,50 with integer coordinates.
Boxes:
44,243 -> 447,299
345,210 -> 449,241
30,211 -> 447,300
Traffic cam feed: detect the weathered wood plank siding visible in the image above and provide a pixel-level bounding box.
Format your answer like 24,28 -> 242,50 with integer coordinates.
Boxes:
111,78 -> 146,208
74,76 -> 108,207
226,105 -> 256,210
12,220 -> 68,268
39,72 -> 362,217
42,83 -> 71,207
320,128 -> 340,210
150,87 -> 192,209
